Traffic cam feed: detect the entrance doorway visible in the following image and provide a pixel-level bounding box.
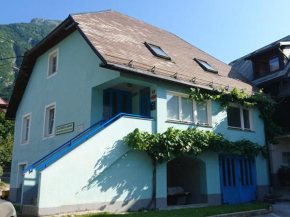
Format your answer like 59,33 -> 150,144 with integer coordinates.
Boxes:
103,89 -> 132,120
167,156 -> 204,205
140,88 -> 150,117
219,155 -> 256,204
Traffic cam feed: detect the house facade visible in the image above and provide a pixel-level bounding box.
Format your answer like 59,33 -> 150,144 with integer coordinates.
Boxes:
230,37 -> 290,188
6,11 -> 269,216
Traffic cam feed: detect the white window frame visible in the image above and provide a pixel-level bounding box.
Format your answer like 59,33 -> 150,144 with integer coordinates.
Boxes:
166,91 -> 212,126
227,103 -> 254,131
20,112 -> 31,145
47,48 -> 59,78
43,102 -> 56,139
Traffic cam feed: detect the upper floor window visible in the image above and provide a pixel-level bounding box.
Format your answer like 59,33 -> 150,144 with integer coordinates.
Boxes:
227,104 -> 252,131
269,56 -> 279,72
145,42 -> 171,60
44,103 -> 56,138
47,49 -> 58,77
167,92 -> 210,125
21,113 -> 31,144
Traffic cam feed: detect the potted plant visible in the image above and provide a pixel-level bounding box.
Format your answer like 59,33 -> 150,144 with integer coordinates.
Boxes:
277,165 -> 290,186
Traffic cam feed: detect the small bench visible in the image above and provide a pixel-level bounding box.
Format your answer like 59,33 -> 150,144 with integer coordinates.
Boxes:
167,186 -> 190,205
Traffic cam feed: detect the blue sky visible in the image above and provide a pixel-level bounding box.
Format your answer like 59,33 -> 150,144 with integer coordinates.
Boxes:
1,0 -> 290,63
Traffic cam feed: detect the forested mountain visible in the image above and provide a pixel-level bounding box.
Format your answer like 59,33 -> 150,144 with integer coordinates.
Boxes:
0,18 -> 61,101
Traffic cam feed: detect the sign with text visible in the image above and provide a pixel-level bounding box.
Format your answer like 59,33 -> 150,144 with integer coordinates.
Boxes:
56,122 -> 74,135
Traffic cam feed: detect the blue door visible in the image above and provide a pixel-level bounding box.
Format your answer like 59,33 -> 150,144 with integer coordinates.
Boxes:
219,155 -> 256,204
140,88 -> 150,117
103,89 -> 132,120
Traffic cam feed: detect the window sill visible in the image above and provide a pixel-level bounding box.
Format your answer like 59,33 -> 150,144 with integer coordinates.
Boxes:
20,141 -> 29,146
227,126 -> 255,132
47,72 -> 57,79
43,134 -> 54,140
166,119 -> 212,128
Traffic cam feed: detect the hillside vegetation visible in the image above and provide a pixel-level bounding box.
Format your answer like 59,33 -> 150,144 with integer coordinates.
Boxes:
0,18 -> 61,101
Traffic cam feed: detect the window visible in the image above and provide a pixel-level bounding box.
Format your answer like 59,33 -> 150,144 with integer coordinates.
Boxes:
44,103 -> 56,138
166,92 -> 210,125
282,152 -> 290,164
145,42 -> 171,60
21,113 -> 31,144
194,58 -> 218,74
269,56 -> 279,72
47,49 -> 58,77
227,105 -> 252,130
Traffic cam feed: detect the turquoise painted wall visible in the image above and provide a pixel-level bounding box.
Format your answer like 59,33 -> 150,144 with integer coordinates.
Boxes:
154,81 -> 268,198
37,117 -> 154,213
11,30 -> 120,192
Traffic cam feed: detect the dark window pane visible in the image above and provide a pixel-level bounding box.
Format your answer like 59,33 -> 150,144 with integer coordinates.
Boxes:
240,159 -> 244,186
227,159 -> 231,186
52,56 -> 57,72
227,107 -> 241,128
104,91 -> 110,120
244,159 -> 249,186
199,60 -> 216,71
25,119 -> 29,141
149,44 -> 169,58
243,109 -> 250,129
231,158 -> 236,186
112,92 -> 117,116
122,94 -> 127,113
222,158 -> 226,186
141,88 -> 150,96
48,108 -> 55,135
249,159 -> 253,185
269,57 -> 279,72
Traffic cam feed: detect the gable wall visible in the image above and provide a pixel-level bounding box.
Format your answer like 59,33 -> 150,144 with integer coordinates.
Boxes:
10,30 -> 120,196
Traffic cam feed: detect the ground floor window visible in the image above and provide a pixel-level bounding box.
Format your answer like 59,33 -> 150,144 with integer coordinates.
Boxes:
227,104 -> 252,130
44,102 -> 56,138
167,91 -> 210,125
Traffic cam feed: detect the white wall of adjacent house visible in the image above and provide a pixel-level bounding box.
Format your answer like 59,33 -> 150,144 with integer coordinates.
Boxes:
283,46 -> 290,59
269,138 -> 290,174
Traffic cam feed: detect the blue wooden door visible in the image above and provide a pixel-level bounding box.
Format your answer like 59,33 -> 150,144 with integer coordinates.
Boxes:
219,155 -> 256,204
140,88 -> 150,116
103,89 -> 132,120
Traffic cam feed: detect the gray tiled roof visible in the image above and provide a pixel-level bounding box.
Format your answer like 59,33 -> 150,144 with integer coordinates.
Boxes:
71,10 -> 257,92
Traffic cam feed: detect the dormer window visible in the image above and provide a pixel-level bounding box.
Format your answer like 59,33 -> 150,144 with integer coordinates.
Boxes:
194,58 -> 218,74
145,42 -> 171,60
269,56 -> 279,72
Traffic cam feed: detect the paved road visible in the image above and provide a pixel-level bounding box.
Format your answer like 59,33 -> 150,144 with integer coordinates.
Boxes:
258,202 -> 290,217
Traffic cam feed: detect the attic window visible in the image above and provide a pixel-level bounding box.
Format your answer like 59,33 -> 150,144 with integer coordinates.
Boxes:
194,58 -> 218,74
145,42 -> 171,60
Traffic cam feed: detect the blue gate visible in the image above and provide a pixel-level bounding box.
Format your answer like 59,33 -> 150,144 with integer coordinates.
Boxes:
219,155 -> 256,204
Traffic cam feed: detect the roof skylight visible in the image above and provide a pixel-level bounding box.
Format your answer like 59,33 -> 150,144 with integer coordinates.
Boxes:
145,42 -> 171,60
194,58 -> 218,74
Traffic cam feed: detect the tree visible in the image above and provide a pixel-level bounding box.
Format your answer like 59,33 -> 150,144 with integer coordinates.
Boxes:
0,112 -> 14,174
